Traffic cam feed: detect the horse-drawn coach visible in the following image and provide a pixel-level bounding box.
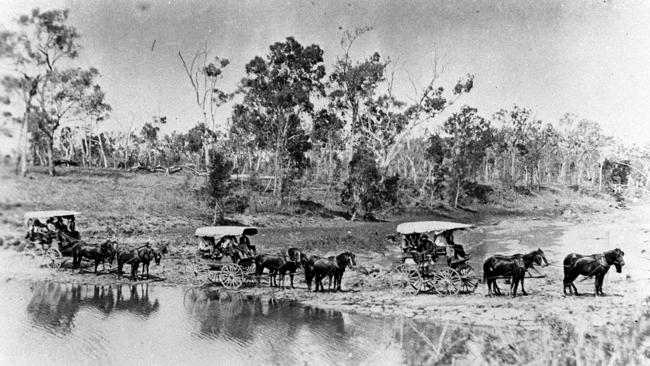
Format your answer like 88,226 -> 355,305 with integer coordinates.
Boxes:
185,226 -> 259,289
23,210 -> 82,269
389,221 -> 480,295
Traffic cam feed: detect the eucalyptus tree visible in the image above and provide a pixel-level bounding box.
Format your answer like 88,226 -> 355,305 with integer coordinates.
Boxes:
232,37 -> 325,205
440,106 -> 493,207
178,44 -> 231,169
1,9 -> 110,176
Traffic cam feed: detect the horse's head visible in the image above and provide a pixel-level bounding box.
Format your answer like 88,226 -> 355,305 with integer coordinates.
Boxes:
299,252 -> 309,268
606,248 -> 625,273
535,248 -> 549,267
337,251 -> 356,269
103,240 -> 118,264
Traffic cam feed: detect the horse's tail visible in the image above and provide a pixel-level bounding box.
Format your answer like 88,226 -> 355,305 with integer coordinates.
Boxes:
563,253 -> 576,278
483,257 -> 493,283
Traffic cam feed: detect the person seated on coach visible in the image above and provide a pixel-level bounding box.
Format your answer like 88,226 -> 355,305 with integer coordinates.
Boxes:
239,234 -> 256,256
434,231 -> 455,261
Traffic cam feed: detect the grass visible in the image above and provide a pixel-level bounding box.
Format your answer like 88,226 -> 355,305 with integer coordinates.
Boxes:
0,164 -> 622,254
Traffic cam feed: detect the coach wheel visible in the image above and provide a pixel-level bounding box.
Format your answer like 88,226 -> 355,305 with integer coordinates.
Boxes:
390,264 -> 422,296
185,259 -> 209,286
432,268 -> 461,295
219,264 -> 244,289
43,248 -> 62,270
456,264 -> 479,294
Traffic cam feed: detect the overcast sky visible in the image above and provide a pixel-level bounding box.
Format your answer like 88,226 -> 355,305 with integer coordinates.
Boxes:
1,0 -> 649,147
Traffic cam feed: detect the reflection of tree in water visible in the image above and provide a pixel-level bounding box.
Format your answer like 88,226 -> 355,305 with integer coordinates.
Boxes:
27,282 -> 160,334
184,288 -> 354,363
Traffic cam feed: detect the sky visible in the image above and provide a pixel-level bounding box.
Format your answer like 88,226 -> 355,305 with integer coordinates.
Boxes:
1,0 -> 650,152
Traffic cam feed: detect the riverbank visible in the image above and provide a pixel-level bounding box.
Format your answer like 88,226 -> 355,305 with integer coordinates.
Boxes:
2,168 -> 650,364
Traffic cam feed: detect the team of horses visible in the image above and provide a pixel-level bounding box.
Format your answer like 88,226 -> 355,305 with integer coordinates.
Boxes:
254,248 -> 357,292
67,237 -> 625,297
483,248 -> 625,297
67,240 -> 168,280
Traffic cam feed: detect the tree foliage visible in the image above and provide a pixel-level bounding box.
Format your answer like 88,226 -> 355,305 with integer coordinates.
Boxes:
232,36 -> 324,204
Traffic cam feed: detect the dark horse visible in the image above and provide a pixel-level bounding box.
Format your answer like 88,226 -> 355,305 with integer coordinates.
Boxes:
304,255 -> 323,291
117,244 -> 156,280
72,240 -> 117,274
140,244 -> 168,277
563,248 -> 625,296
277,248 -> 308,289
483,248 -> 548,297
254,254 -> 286,287
313,252 -> 356,292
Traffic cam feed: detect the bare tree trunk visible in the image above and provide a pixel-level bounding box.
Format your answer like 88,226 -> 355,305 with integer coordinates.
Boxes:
203,140 -> 210,170
98,135 -> 108,168
598,158 -> 604,192
454,179 -> 461,208
47,137 -> 55,176
212,199 -> 224,225
19,112 -> 30,176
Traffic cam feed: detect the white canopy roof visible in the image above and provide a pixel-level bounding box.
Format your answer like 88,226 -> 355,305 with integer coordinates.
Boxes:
24,210 -> 81,219
396,221 -> 474,235
194,226 -> 258,238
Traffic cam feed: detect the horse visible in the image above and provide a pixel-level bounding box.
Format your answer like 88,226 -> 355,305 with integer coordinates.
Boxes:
313,252 -> 356,292
304,255 -> 323,291
277,248 -> 308,289
563,248 -> 625,296
117,244 -> 156,280
142,243 -> 168,278
141,244 -> 168,277
483,248 -> 548,297
71,240 -> 117,274
254,254 -> 286,287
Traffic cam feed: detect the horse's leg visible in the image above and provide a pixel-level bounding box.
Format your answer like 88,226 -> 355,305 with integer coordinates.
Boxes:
290,270 -> 295,289
563,272 -> 579,295
278,270 -> 285,289
520,275 -> 528,296
493,280 -> 502,296
94,258 -> 100,275
131,263 -> 138,280
305,269 -> 313,291
510,276 -> 518,297
315,273 -> 324,292
595,274 -> 605,296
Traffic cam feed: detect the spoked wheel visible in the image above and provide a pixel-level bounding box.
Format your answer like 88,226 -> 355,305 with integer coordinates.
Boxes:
455,264 -> 479,294
432,268 -> 461,295
23,246 -> 44,260
218,264 -> 244,289
185,259 -> 209,286
42,248 -> 62,270
389,264 -> 422,296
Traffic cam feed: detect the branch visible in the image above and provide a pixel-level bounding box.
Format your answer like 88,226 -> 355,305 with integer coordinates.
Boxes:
178,51 -> 200,105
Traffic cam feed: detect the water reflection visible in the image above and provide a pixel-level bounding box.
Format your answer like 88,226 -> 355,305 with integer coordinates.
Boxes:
14,281 -> 571,365
183,288 -> 357,364
27,282 -> 160,334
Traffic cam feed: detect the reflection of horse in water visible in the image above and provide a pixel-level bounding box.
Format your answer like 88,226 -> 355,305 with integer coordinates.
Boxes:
26,282 -> 160,332
115,284 -> 160,316
185,288 -> 351,354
